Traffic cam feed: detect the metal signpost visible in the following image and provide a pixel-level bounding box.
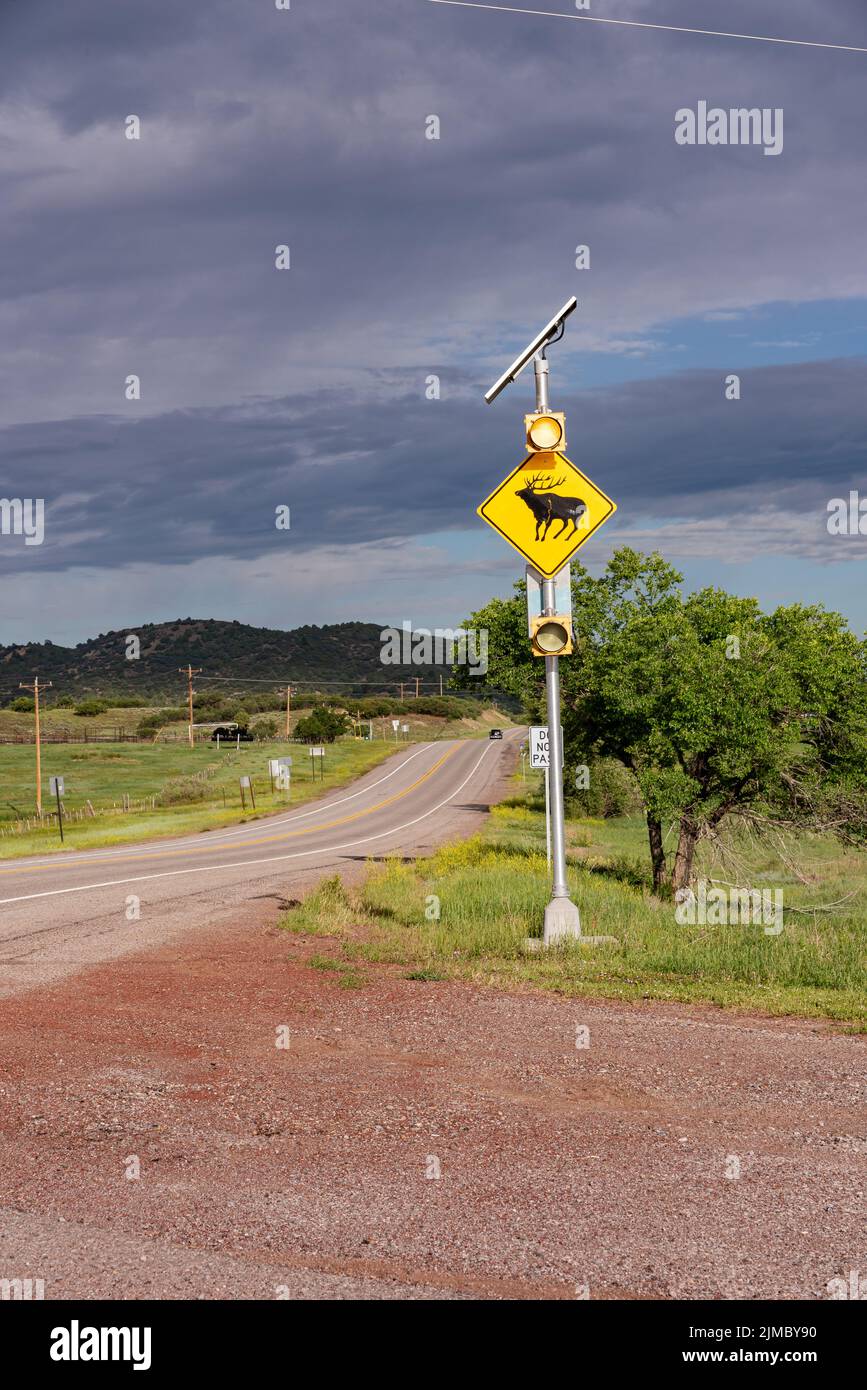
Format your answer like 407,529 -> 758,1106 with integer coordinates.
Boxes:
49,774 -> 65,843
239,774 -> 255,810
479,298 -> 617,945
530,725 -> 559,869
309,746 -> 325,780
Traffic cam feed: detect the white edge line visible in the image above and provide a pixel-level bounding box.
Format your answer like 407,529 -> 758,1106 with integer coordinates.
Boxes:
0,741 -> 498,904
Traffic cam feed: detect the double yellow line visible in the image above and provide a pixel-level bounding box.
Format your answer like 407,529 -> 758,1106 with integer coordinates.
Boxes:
0,745 -> 459,878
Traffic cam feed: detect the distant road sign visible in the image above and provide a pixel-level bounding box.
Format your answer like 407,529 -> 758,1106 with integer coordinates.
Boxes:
529,726 -> 549,769
392,719 -> 400,731
240,775 -> 251,788
478,453 -> 615,577
49,775 -> 64,796
309,746 -> 325,757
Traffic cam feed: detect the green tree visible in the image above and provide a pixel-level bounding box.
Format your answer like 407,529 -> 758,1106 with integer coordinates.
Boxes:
74,699 -> 108,717
295,706 -> 348,743
459,549 -> 867,893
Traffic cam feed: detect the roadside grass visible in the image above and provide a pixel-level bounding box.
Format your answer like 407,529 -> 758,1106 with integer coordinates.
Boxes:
281,797 -> 867,1028
308,952 -> 365,989
0,739 -> 398,858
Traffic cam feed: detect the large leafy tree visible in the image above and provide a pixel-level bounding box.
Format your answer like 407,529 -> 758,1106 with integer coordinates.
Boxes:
458,549 -> 867,893
295,706 -> 348,743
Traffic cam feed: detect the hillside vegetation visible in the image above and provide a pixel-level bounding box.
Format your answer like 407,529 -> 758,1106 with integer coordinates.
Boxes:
0,617 -> 478,699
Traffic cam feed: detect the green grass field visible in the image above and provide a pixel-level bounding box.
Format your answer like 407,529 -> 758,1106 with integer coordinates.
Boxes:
0,738 -> 397,857
281,776 -> 867,1028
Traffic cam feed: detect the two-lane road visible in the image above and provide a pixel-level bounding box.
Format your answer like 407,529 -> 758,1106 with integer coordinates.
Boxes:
0,733 -> 520,996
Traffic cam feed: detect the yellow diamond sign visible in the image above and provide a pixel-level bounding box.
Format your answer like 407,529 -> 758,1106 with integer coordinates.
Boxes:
477,451 -> 616,577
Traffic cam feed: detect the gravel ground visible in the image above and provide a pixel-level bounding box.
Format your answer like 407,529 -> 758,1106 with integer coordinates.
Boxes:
0,907 -> 864,1300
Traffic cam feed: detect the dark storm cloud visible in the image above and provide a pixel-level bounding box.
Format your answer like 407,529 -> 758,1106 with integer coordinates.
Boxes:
1,0 -> 867,591
2,356 -> 864,574
3,0 -> 867,402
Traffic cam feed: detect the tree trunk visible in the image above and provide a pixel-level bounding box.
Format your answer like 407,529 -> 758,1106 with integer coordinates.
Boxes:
672,819 -> 700,892
646,814 -> 668,893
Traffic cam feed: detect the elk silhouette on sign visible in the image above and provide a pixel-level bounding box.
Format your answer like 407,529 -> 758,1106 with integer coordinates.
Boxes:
515,473 -> 588,541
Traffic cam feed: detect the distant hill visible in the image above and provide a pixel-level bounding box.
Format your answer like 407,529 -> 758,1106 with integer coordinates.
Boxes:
0,619 -> 450,701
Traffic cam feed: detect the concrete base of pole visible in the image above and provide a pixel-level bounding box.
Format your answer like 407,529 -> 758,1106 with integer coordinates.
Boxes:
543,896 -> 582,945
523,930 -> 619,953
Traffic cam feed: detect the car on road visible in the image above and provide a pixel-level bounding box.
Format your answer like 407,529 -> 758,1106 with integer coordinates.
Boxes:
489,728 -> 503,740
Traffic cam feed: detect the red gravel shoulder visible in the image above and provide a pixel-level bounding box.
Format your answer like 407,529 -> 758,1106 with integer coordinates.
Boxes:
0,903 -> 864,1300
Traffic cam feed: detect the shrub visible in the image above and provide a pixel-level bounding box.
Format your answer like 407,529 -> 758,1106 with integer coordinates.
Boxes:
295,706 -> 348,743
9,696 -> 35,712
157,775 -> 210,805
566,757 -> 641,819
73,699 -> 108,717
136,707 -> 183,737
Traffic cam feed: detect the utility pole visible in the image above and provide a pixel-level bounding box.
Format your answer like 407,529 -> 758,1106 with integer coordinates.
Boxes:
277,684 -> 294,739
179,666 -> 202,748
439,674 -> 443,696
19,676 -> 51,816
399,682 -> 404,701
414,677 -> 420,698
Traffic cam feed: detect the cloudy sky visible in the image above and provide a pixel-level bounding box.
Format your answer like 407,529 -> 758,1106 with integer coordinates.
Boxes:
1,0 -> 866,645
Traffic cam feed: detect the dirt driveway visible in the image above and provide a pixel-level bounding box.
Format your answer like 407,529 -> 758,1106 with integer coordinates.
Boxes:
0,900 -> 863,1300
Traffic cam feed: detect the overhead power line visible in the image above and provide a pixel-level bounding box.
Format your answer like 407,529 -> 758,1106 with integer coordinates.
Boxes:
427,0 -> 867,55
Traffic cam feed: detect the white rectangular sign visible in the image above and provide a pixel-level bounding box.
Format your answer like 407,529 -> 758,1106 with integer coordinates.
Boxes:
49,775 -> 65,796
268,759 -> 280,776
309,746 -> 325,757
239,775 -> 252,788
529,726 -> 549,769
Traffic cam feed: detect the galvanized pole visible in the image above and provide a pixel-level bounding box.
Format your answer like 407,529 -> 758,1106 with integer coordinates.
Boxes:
535,352 -> 582,943
544,764 -> 551,867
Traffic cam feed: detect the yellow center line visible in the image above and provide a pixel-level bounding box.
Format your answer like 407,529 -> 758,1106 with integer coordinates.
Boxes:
0,745 -> 459,877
